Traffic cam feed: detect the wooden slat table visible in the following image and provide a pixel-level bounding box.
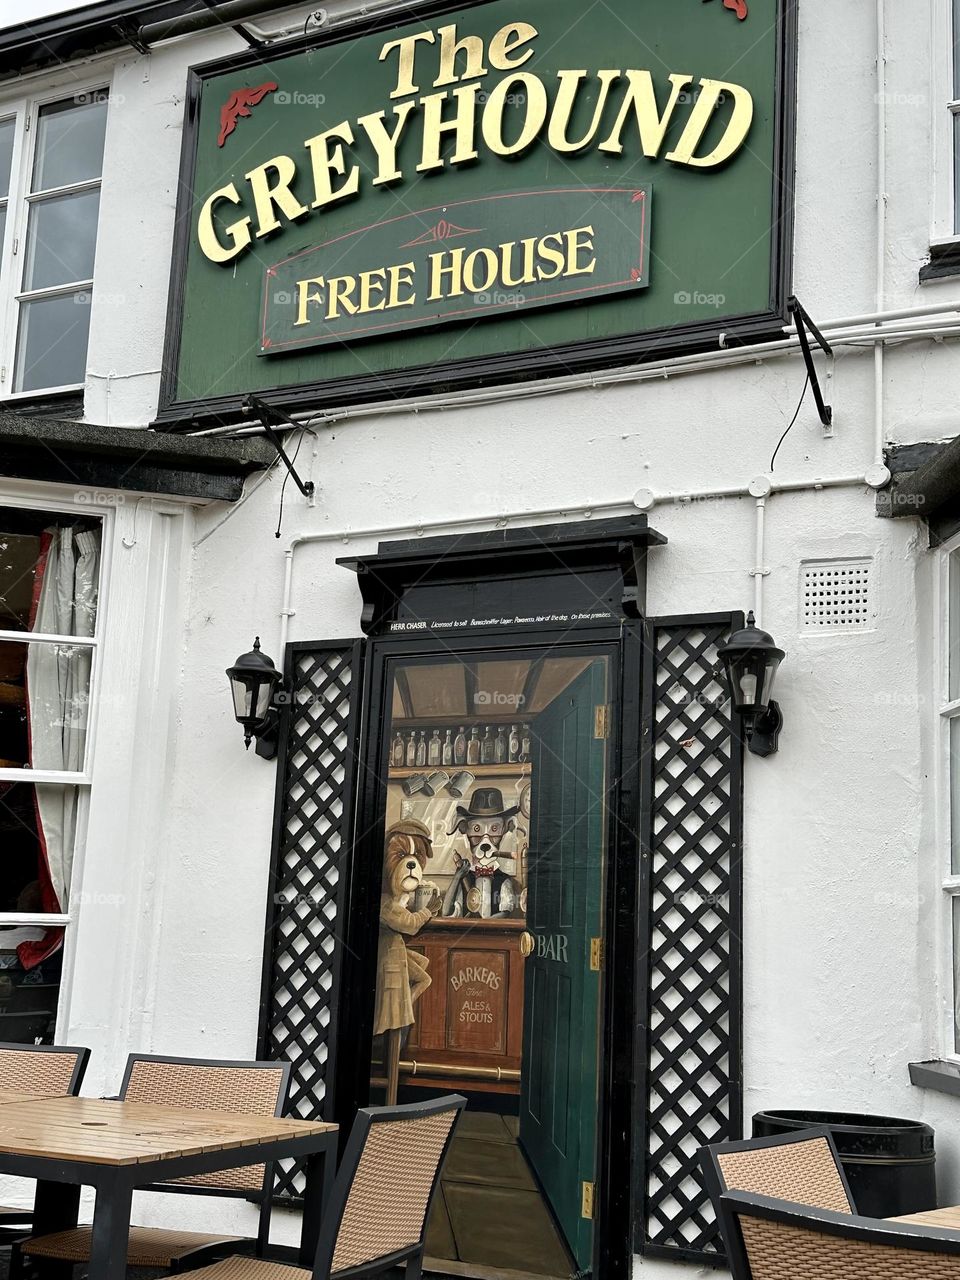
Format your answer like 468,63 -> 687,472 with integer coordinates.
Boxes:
0,1096 -> 338,1280
890,1207 -> 960,1230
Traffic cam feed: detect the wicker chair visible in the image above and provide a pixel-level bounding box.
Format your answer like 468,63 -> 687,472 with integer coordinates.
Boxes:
162,1095 -> 466,1280
0,1041 -> 90,1230
11,1052 -> 291,1276
700,1127 -> 856,1258
718,1190 -> 960,1279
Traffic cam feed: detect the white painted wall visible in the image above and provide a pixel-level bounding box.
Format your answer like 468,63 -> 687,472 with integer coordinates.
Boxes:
4,0 -> 960,1275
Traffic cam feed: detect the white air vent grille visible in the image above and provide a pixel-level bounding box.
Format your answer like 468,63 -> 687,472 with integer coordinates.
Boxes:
800,559 -> 873,633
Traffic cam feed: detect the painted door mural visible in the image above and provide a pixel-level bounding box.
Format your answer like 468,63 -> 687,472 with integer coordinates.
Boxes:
520,661 -> 607,1272
368,648 -> 611,1280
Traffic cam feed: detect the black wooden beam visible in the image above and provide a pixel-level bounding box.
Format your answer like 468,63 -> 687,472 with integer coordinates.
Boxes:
0,412 -> 274,502
881,436 -> 960,521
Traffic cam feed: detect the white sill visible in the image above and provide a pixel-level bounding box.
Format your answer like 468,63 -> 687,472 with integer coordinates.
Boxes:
0,769 -> 91,784
0,914 -> 69,927
0,384 -> 84,401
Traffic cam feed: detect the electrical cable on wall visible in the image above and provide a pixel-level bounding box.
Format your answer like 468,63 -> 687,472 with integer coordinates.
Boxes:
769,374 -> 810,472
275,428 -> 317,539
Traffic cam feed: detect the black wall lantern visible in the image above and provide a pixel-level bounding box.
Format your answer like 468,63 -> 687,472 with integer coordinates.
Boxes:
226,638 -> 283,759
717,612 -> 785,758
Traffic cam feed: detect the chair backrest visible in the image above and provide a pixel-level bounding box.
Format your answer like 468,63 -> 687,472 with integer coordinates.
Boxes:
719,1190 -> 960,1280
314,1094 -> 466,1279
702,1128 -> 855,1216
0,1041 -> 89,1096
119,1053 -> 291,1194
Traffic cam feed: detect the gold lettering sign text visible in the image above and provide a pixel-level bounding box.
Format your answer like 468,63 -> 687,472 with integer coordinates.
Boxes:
197,19 -> 754,263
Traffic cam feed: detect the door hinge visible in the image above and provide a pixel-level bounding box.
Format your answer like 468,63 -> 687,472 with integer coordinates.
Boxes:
581,1180 -> 595,1219
594,704 -> 609,739
589,937 -> 603,971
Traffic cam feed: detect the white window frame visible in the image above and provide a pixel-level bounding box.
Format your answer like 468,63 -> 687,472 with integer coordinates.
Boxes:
937,529 -> 960,1060
0,77 -> 109,399
0,492 -> 112,935
932,0 -> 960,245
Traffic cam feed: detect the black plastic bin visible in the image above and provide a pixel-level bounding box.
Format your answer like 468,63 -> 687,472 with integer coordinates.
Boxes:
752,1109 -> 936,1218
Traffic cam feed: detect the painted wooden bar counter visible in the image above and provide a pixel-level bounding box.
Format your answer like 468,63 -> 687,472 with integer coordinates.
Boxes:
0,1095 -> 338,1280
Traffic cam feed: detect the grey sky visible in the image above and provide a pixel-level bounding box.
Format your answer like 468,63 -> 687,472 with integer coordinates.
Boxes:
0,0 -> 91,30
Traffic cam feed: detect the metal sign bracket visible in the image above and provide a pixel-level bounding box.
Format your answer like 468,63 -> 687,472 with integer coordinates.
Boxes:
788,296 -> 834,429
241,395 -> 316,498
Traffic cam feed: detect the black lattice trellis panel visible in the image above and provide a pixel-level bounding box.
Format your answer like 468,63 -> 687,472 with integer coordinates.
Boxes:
259,640 -> 364,1202
638,615 -> 744,1264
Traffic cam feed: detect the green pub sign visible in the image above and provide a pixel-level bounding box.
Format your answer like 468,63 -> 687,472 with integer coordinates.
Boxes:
159,0 -> 796,424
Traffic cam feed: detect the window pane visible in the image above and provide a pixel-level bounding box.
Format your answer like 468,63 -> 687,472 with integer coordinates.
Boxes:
0,640 -> 91,772
955,0 -> 960,99
0,207 -> 6,256
14,290 -> 91,391
0,780 -> 68,1042
33,94 -> 107,191
954,897 -> 960,1053
952,718 -> 960,874
0,642 -> 26,767
24,189 -> 100,291
0,511 -> 101,635
0,118 -> 14,200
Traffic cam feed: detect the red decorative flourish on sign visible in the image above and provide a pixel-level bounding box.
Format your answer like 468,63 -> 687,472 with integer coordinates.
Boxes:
402,218 -> 483,248
218,81 -> 278,147
704,0 -> 748,19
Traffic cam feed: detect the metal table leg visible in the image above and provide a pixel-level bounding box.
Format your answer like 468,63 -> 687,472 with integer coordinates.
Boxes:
32,1179 -> 81,1236
28,1179 -> 83,1280
298,1134 -> 337,1266
87,1176 -> 133,1280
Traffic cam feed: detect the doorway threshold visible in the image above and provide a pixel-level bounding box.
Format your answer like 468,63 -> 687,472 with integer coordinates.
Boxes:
424,1258 -> 570,1280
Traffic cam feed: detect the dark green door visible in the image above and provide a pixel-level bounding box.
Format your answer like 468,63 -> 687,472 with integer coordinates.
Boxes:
519,658 -> 608,1274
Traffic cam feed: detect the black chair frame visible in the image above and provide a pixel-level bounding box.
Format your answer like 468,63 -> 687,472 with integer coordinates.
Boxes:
311,1093 -> 466,1280
120,1053 -> 294,1263
718,1190 -> 960,1280
0,1040 -> 90,1096
700,1125 -> 857,1261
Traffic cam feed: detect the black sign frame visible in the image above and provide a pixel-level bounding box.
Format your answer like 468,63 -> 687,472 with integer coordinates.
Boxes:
155,0 -> 798,430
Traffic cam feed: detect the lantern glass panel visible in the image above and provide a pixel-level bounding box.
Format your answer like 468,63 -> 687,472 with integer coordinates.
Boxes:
731,653 -> 769,712
254,679 -> 274,719
761,655 -> 782,707
230,678 -> 253,721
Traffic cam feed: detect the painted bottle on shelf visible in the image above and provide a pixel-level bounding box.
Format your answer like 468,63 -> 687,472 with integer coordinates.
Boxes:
391,732 -> 405,768
494,726 -> 507,764
416,730 -> 428,768
520,724 -> 532,762
428,728 -> 442,766
508,724 -> 520,762
405,730 -> 417,768
467,726 -> 481,765
454,726 -> 467,765
481,725 -> 496,764
442,729 -> 454,766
